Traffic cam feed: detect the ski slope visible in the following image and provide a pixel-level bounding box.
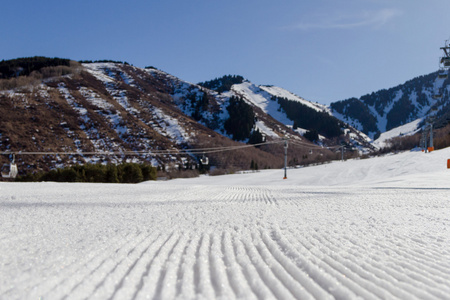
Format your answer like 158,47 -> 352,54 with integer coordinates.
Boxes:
1,148 -> 450,299
372,118 -> 422,149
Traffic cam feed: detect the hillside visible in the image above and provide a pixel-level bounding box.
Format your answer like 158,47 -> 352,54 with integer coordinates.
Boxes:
1,58 -> 353,177
199,76 -> 373,152
330,71 -> 450,140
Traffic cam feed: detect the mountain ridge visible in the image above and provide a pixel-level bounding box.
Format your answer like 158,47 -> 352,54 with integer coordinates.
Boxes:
330,71 -> 450,139
1,58 -> 347,176
4,56 -> 445,177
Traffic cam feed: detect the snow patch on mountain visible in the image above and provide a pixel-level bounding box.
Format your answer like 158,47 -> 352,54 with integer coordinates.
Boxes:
77,87 -> 129,137
58,83 -> 89,122
255,120 -> 278,138
79,87 -> 114,110
232,82 -> 292,125
332,110 -> 365,132
84,63 -> 135,86
152,107 -> 192,144
83,63 -> 115,84
259,85 -> 326,112
369,90 -> 403,133
58,83 -> 115,161
84,63 -> 139,114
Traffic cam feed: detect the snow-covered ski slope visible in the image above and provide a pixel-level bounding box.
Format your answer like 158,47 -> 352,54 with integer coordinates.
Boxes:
1,148 -> 450,299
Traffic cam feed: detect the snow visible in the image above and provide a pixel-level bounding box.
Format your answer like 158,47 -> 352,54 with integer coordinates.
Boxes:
2,148 -> 450,298
83,63 -> 116,84
259,85 -> 326,112
151,107 -> 192,144
57,84 -> 128,163
367,90 -> 402,134
83,63 -> 139,114
79,87 -> 114,110
232,82 -> 293,125
255,120 -> 279,138
373,118 -> 423,149
332,109 -> 366,133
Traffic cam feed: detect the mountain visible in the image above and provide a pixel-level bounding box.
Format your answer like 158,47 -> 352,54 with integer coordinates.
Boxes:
13,56 -> 450,178
2,58 -> 363,176
199,77 -> 373,152
329,71 -> 450,140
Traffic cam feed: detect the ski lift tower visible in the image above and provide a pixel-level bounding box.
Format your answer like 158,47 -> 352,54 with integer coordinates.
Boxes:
426,115 -> 435,152
422,113 -> 436,153
283,137 -> 288,179
440,40 -> 450,68
435,40 -> 450,98
426,39 -> 450,151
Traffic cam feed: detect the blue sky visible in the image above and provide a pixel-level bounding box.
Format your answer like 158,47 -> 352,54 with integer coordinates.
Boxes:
3,0 -> 450,104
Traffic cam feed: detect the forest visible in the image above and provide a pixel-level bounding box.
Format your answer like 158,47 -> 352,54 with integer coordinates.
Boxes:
224,96 -> 255,141
0,56 -> 72,79
16,163 -> 157,183
198,75 -> 244,93
274,96 -> 343,139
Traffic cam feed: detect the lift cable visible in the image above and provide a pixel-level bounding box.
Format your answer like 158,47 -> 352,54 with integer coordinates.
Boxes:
289,139 -> 343,150
0,140 -> 285,157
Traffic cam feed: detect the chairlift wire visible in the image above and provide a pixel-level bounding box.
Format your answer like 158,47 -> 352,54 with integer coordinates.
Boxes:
0,140 -> 285,157
289,139 -> 342,150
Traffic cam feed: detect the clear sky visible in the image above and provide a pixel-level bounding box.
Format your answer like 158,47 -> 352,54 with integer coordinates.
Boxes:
3,0 -> 450,105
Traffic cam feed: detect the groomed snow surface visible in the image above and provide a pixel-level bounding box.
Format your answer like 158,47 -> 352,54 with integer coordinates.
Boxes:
1,148 -> 450,299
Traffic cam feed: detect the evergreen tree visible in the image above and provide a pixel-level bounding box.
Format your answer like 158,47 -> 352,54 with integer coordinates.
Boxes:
224,96 -> 255,141
15,163 -> 156,183
0,56 -> 71,79
304,129 -> 319,142
248,128 -> 264,145
83,164 -> 106,182
275,96 -> 342,139
140,164 -> 157,181
120,163 -> 144,183
59,168 -> 77,182
198,75 -> 245,93
105,165 -> 119,183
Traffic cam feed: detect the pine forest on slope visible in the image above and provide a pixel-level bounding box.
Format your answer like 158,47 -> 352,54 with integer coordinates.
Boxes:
330,72 -> 450,139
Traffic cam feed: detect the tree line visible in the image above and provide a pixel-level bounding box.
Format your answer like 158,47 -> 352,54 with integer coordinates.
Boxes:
16,163 -> 157,183
224,96 -> 255,141
330,71 -> 448,135
0,56 -> 72,79
79,59 -> 131,65
275,96 -> 343,140
198,75 -> 244,93
330,97 -> 378,134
